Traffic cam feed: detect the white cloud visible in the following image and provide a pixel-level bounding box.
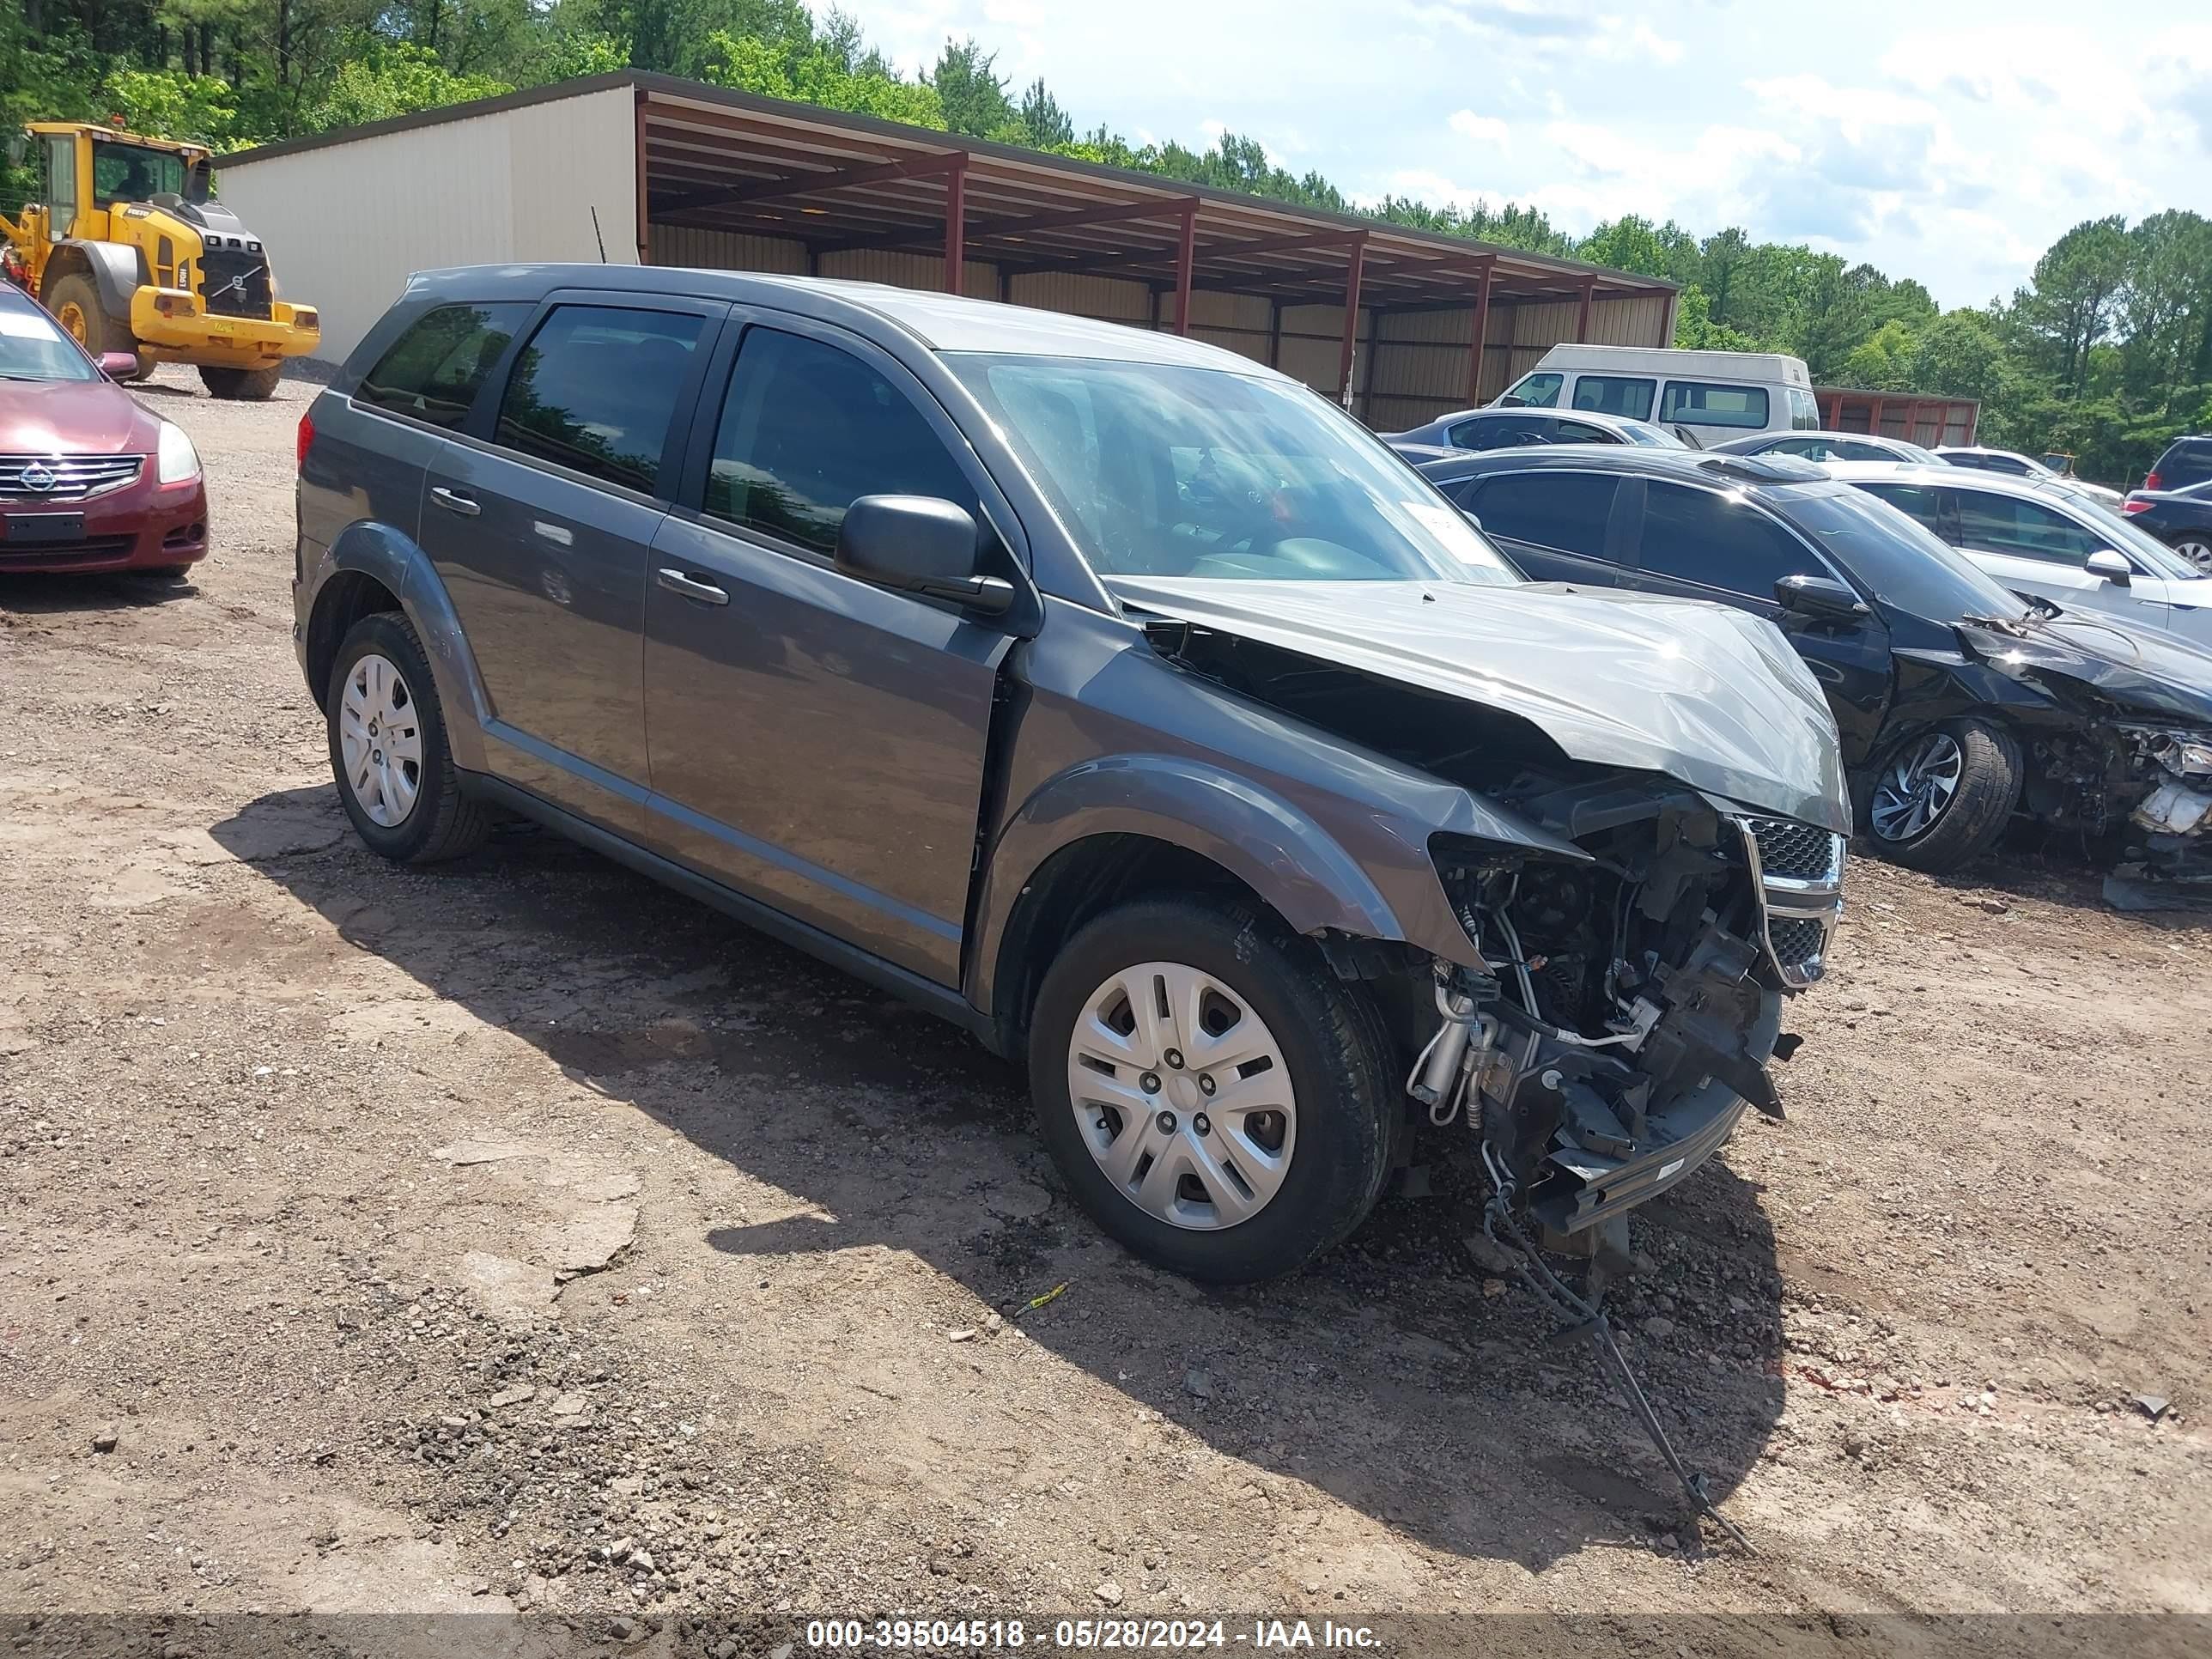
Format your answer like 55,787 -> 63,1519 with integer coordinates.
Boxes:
1447,110 -> 1511,150
1594,17 -> 1684,65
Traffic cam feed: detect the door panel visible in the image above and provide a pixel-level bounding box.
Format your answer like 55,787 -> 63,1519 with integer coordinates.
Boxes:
641,317 -> 1013,987
418,295 -> 722,832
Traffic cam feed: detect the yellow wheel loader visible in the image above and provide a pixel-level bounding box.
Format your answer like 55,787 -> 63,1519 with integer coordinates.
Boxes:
3,120 -> 319,399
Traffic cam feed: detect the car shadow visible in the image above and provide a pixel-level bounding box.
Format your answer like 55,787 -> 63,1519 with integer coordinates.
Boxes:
0,570 -> 196,611
212,785 -> 1786,1569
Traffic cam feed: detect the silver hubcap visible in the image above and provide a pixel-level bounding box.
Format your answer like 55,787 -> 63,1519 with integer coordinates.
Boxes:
1869,732 -> 1963,842
2175,538 -> 2212,573
1066,962 -> 1295,1231
337,652 -> 423,828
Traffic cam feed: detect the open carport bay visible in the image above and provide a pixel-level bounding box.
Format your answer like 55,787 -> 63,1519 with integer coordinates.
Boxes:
1,368 -> 2209,1634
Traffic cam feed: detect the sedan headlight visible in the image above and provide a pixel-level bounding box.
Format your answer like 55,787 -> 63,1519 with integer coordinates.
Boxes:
156,420 -> 200,485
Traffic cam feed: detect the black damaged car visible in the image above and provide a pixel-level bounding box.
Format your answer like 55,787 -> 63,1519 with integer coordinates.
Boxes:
1419,447 -> 2212,877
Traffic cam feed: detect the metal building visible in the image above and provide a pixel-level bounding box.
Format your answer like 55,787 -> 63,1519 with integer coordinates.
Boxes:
216,71 -> 1676,428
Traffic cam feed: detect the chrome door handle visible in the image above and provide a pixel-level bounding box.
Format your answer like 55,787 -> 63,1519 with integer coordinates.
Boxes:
429,486 -> 480,517
656,568 -> 729,606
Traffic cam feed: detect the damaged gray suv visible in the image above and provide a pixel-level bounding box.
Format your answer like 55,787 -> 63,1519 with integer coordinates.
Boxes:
294,266 -> 1849,1284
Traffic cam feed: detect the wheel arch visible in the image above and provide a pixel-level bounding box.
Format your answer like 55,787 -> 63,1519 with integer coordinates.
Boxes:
40,240 -> 143,324
969,757 -> 1417,1054
306,525 -> 492,774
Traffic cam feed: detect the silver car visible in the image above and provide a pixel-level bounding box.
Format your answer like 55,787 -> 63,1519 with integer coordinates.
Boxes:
1825,461 -> 2212,650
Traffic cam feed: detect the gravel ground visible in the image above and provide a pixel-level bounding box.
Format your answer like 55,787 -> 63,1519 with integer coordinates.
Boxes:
1,366 -> 2208,1650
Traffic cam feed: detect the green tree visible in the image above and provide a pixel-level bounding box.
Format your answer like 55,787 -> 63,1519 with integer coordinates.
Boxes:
927,37 -> 1015,139
2014,215 -> 2130,397
1017,77 -> 1073,149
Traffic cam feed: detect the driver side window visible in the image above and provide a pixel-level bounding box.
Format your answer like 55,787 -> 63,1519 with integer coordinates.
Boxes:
1953,494 -> 2106,567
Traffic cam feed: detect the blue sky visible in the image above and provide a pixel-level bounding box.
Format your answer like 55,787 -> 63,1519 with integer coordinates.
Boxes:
832,0 -> 2212,308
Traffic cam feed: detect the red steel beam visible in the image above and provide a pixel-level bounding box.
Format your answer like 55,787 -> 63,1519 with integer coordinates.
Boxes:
1465,256 -> 1496,405
1575,277 -> 1595,343
943,155 -> 968,295
1338,234 -> 1368,408
633,91 -> 652,263
654,149 -> 967,217
1172,201 -> 1197,336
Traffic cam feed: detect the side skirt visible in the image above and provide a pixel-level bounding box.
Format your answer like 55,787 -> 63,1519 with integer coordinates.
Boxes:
463,772 -> 1004,1055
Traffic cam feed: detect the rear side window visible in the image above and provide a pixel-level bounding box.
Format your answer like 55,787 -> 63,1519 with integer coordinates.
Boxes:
1553,420 -> 1620,444
1571,374 -> 1655,420
356,302 -> 530,429
1468,471 -> 1619,558
705,326 -> 972,556
1452,415 -> 1551,451
1660,381 -> 1770,429
1859,482 -> 1960,543
1952,493 -> 2105,565
2155,440 -> 2212,489
1638,480 -> 1823,596
494,304 -> 704,494
1788,387 -> 1820,429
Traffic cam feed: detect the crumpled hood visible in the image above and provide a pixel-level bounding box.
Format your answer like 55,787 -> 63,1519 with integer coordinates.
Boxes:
1110,576 -> 1850,834
1960,616 -> 2212,730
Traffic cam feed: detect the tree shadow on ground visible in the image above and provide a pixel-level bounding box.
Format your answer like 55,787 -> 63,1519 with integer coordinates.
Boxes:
214,785 -> 1788,1572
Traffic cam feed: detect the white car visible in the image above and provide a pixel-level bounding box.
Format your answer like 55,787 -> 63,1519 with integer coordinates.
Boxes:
1935,445 -> 2126,508
1824,461 -> 2212,649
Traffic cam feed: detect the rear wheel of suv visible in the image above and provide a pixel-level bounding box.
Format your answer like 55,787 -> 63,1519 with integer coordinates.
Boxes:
326,611 -> 489,864
1862,717 -> 2020,872
1026,897 -> 1398,1285
200,363 -> 283,401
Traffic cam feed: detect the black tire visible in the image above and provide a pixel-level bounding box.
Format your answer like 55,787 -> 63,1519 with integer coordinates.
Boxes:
46,272 -> 135,360
200,362 -> 283,400
1026,897 -> 1399,1285
325,611 -> 490,864
1860,716 -> 2021,873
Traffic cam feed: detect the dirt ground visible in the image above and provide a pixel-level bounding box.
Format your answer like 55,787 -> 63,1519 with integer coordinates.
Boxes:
2,366 -> 2209,1650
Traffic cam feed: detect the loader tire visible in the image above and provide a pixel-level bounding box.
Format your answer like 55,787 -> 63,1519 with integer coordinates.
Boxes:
46,273 -> 135,360
200,363 -> 283,400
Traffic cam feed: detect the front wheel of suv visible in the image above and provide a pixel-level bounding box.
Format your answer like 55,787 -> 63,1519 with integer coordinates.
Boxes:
1862,717 -> 2020,872
326,611 -> 490,864
1026,897 -> 1399,1285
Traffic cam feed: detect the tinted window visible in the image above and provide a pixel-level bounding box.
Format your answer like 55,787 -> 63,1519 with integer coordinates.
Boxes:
1468,471 -> 1619,558
1952,493 -> 2105,565
707,327 -> 972,556
950,353 -> 1513,584
495,305 -> 703,494
1453,415 -> 1553,450
1638,480 -> 1822,595
1571,375 -> 1656,420
1503,372 -> 1562,409
1660,381 -> 1770,429
1834,440 -> 1901,461
1553,420 -> 1620,444
1765,437 -> 1828,459
2154,439 -> 2212,489
356,302 -> 530,430
1857,482 -> 1957,542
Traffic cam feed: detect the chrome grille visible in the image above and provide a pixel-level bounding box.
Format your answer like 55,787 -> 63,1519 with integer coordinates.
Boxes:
1743,816 -> 1844,881
0,453 -> 144,501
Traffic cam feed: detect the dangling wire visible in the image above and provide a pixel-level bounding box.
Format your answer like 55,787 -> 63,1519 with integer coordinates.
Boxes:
1477,1143 -> 1754,1555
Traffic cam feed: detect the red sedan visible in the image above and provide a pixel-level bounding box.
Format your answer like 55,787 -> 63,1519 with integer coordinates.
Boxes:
0,283 -> 208,578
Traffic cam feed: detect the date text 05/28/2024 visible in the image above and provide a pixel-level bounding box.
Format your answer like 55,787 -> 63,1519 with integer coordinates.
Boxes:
804,1619 -> 1382,1650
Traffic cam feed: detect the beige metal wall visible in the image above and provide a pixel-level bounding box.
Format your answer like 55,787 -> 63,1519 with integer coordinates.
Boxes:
217,84 -> 641,364
644,216 -> 1669,427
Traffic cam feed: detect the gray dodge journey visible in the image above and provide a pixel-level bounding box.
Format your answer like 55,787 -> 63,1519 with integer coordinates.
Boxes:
293,265 -> 1848,1285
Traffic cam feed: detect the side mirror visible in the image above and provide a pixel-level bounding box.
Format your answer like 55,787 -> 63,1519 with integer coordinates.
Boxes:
96,351 -> 138,380
1775,573 -> 1870,622
834,495 -> 1013,617
2086,550 -> 2131,585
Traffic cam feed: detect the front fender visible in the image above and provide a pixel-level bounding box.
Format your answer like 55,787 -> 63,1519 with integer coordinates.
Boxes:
969,753 -> 1469,1020
309,522 -> 493,775
46,240 -> 145,322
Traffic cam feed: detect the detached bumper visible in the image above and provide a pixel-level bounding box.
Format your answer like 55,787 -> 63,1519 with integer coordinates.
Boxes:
1528,1076 -> 1751,1234
130,289 -> 320,365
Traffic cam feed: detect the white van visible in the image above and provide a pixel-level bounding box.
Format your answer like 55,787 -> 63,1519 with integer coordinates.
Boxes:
1495,343 -> 1819,444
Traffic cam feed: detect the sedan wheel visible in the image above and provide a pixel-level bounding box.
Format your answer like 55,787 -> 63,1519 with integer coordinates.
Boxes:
2172,537 -> 2212,573
337,651 -> 424,828
1066,961 -> 1296,1231
1869,732 -> 1963,842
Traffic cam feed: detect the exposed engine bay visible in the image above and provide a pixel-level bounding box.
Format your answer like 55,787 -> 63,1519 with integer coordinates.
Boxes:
1144,617 -> 1844,1235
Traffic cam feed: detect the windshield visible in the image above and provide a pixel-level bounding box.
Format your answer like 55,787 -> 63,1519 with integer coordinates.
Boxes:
1789,486 -> 2031,623
949,354 -> 1516,585
91,139 -> 188,204
0,304 -> 98,382
2062,492 -> 2210,580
